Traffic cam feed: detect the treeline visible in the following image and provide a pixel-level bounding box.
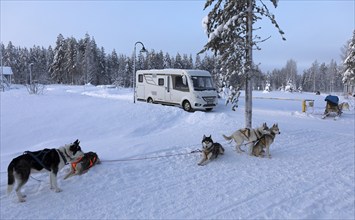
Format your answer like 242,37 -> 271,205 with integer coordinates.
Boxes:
266,59 -> 344,93
0,33 -> 345,92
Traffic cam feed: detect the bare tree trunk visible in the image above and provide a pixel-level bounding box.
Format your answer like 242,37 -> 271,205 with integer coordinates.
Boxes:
245,0 -> 253,128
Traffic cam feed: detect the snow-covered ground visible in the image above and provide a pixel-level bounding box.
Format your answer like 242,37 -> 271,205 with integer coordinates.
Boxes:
1,84 -> 354,219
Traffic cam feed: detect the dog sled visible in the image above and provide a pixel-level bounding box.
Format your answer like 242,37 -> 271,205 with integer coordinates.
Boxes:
322,95 -> 342,120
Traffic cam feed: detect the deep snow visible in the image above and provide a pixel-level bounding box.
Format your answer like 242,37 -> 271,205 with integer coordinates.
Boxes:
1,84 -> 354,219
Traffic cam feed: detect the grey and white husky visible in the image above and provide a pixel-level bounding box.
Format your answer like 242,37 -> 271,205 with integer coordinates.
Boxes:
7,140 -> 84,202
223,123 -> 269,155
252,123 -> 281,158
198,135 -> 225,166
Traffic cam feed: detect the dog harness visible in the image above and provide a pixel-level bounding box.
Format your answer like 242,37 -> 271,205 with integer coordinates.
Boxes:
240,128 -> 250,139
70,157 -> 82,172
24,149 -> 52,171
70,152 -> 98,173
241,128 -> 262,140
253,131 -> 276,147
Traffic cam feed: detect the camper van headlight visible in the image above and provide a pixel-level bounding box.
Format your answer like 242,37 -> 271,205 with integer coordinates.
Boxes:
195,94 -> 201,99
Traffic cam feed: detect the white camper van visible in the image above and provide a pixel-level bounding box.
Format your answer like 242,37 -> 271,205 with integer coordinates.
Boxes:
136,69 -> 218,112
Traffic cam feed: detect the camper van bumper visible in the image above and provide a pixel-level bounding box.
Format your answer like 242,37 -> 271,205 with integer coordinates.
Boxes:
193,96 -> 218,109
194,103 -> 217,107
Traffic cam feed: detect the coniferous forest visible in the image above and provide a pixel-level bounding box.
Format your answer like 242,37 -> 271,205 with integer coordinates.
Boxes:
0,33 -> 350,93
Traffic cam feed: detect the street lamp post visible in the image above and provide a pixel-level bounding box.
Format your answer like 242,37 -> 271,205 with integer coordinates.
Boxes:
133,41 -> 147,103
29,63 -> 34,85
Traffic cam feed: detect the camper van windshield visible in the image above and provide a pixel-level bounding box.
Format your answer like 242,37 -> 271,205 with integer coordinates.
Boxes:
191,76 -> 215,91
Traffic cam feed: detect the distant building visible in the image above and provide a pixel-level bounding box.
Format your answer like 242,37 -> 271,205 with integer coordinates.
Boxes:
1,66 -> 13,84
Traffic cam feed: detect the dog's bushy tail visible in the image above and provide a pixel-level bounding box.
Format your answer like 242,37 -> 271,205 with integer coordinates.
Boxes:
222,134 -> 233,141
7,160 -> 15,195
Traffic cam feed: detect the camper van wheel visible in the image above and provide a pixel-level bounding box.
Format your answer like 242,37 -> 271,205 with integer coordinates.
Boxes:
183,100 -> 192,112
147,98 -> 154,104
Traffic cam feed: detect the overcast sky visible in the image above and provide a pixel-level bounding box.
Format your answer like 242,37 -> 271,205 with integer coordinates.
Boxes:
1,0 -> 354,73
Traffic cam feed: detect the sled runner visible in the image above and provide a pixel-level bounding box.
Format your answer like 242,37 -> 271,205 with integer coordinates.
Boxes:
322,95 -> 342,120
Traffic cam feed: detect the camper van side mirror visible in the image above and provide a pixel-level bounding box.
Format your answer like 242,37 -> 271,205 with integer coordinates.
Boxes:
182,75 -> 187,86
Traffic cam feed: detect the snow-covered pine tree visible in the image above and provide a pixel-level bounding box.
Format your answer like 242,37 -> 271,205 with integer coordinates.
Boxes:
30,46 -> 49,83
182,54 -> 193,69
164,53 -> 172,69
342,30 -> 355,95
148,50 -> 165,70
328,60 -> 342,93
285,59 -> 297,90
64,37 -> 78,84
174,53 -> 183,69
82,35 -> 97,85
3,42 -> 22,83
157,51 -> 165,69
200,0 -> 285,128
50,34 -> 66,83
195,54 -> 202,69
108,50 -> 119,86
97,47 -> 108,85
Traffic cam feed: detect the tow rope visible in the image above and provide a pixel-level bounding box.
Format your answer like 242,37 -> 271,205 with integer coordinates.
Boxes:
101,149 -> 202,163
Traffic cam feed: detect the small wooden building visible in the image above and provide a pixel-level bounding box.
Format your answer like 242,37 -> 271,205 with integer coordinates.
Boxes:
1,66 -> 13,84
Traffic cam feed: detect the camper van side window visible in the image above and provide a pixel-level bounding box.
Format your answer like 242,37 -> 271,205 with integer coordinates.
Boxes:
138,74 -> 143,83
173,75 -> 189,92
158,78 -> 164,86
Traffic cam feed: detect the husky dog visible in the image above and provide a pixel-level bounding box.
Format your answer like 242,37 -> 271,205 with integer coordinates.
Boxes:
64,151 -> 100,180
223,123 -> 269,155
339,102 -> 350,111
198,135 -> 225,166
252,123 -> 281,158
7,140 -> 84,202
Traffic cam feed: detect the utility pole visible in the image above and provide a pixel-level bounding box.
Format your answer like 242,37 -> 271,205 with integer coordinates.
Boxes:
245,0 -> 253,129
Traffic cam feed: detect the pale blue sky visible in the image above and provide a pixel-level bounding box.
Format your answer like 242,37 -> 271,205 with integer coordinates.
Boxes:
1,0 -> 354,72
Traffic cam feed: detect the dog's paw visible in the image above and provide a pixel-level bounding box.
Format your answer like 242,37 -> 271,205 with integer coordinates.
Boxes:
54,188 -> 62,193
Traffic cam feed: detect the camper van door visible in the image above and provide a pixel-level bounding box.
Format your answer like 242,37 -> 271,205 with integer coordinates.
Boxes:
165,75 -> 171,102
155,75 -> 167,102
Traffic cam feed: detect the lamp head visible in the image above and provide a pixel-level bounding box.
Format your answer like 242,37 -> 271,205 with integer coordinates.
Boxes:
140,46 -> 148,53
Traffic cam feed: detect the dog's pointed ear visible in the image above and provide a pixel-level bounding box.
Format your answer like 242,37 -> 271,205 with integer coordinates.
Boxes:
74,139 -> 80,145
209,135 -> 211,138
203,135 -> 206,139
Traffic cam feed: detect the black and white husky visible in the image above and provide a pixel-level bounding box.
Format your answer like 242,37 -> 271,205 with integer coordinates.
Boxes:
198,135 -> 225,166
7,139 -> 84,202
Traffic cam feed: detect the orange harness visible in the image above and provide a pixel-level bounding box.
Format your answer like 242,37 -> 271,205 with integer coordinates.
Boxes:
71,157 -> 82,172
71,154 -> 98,173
